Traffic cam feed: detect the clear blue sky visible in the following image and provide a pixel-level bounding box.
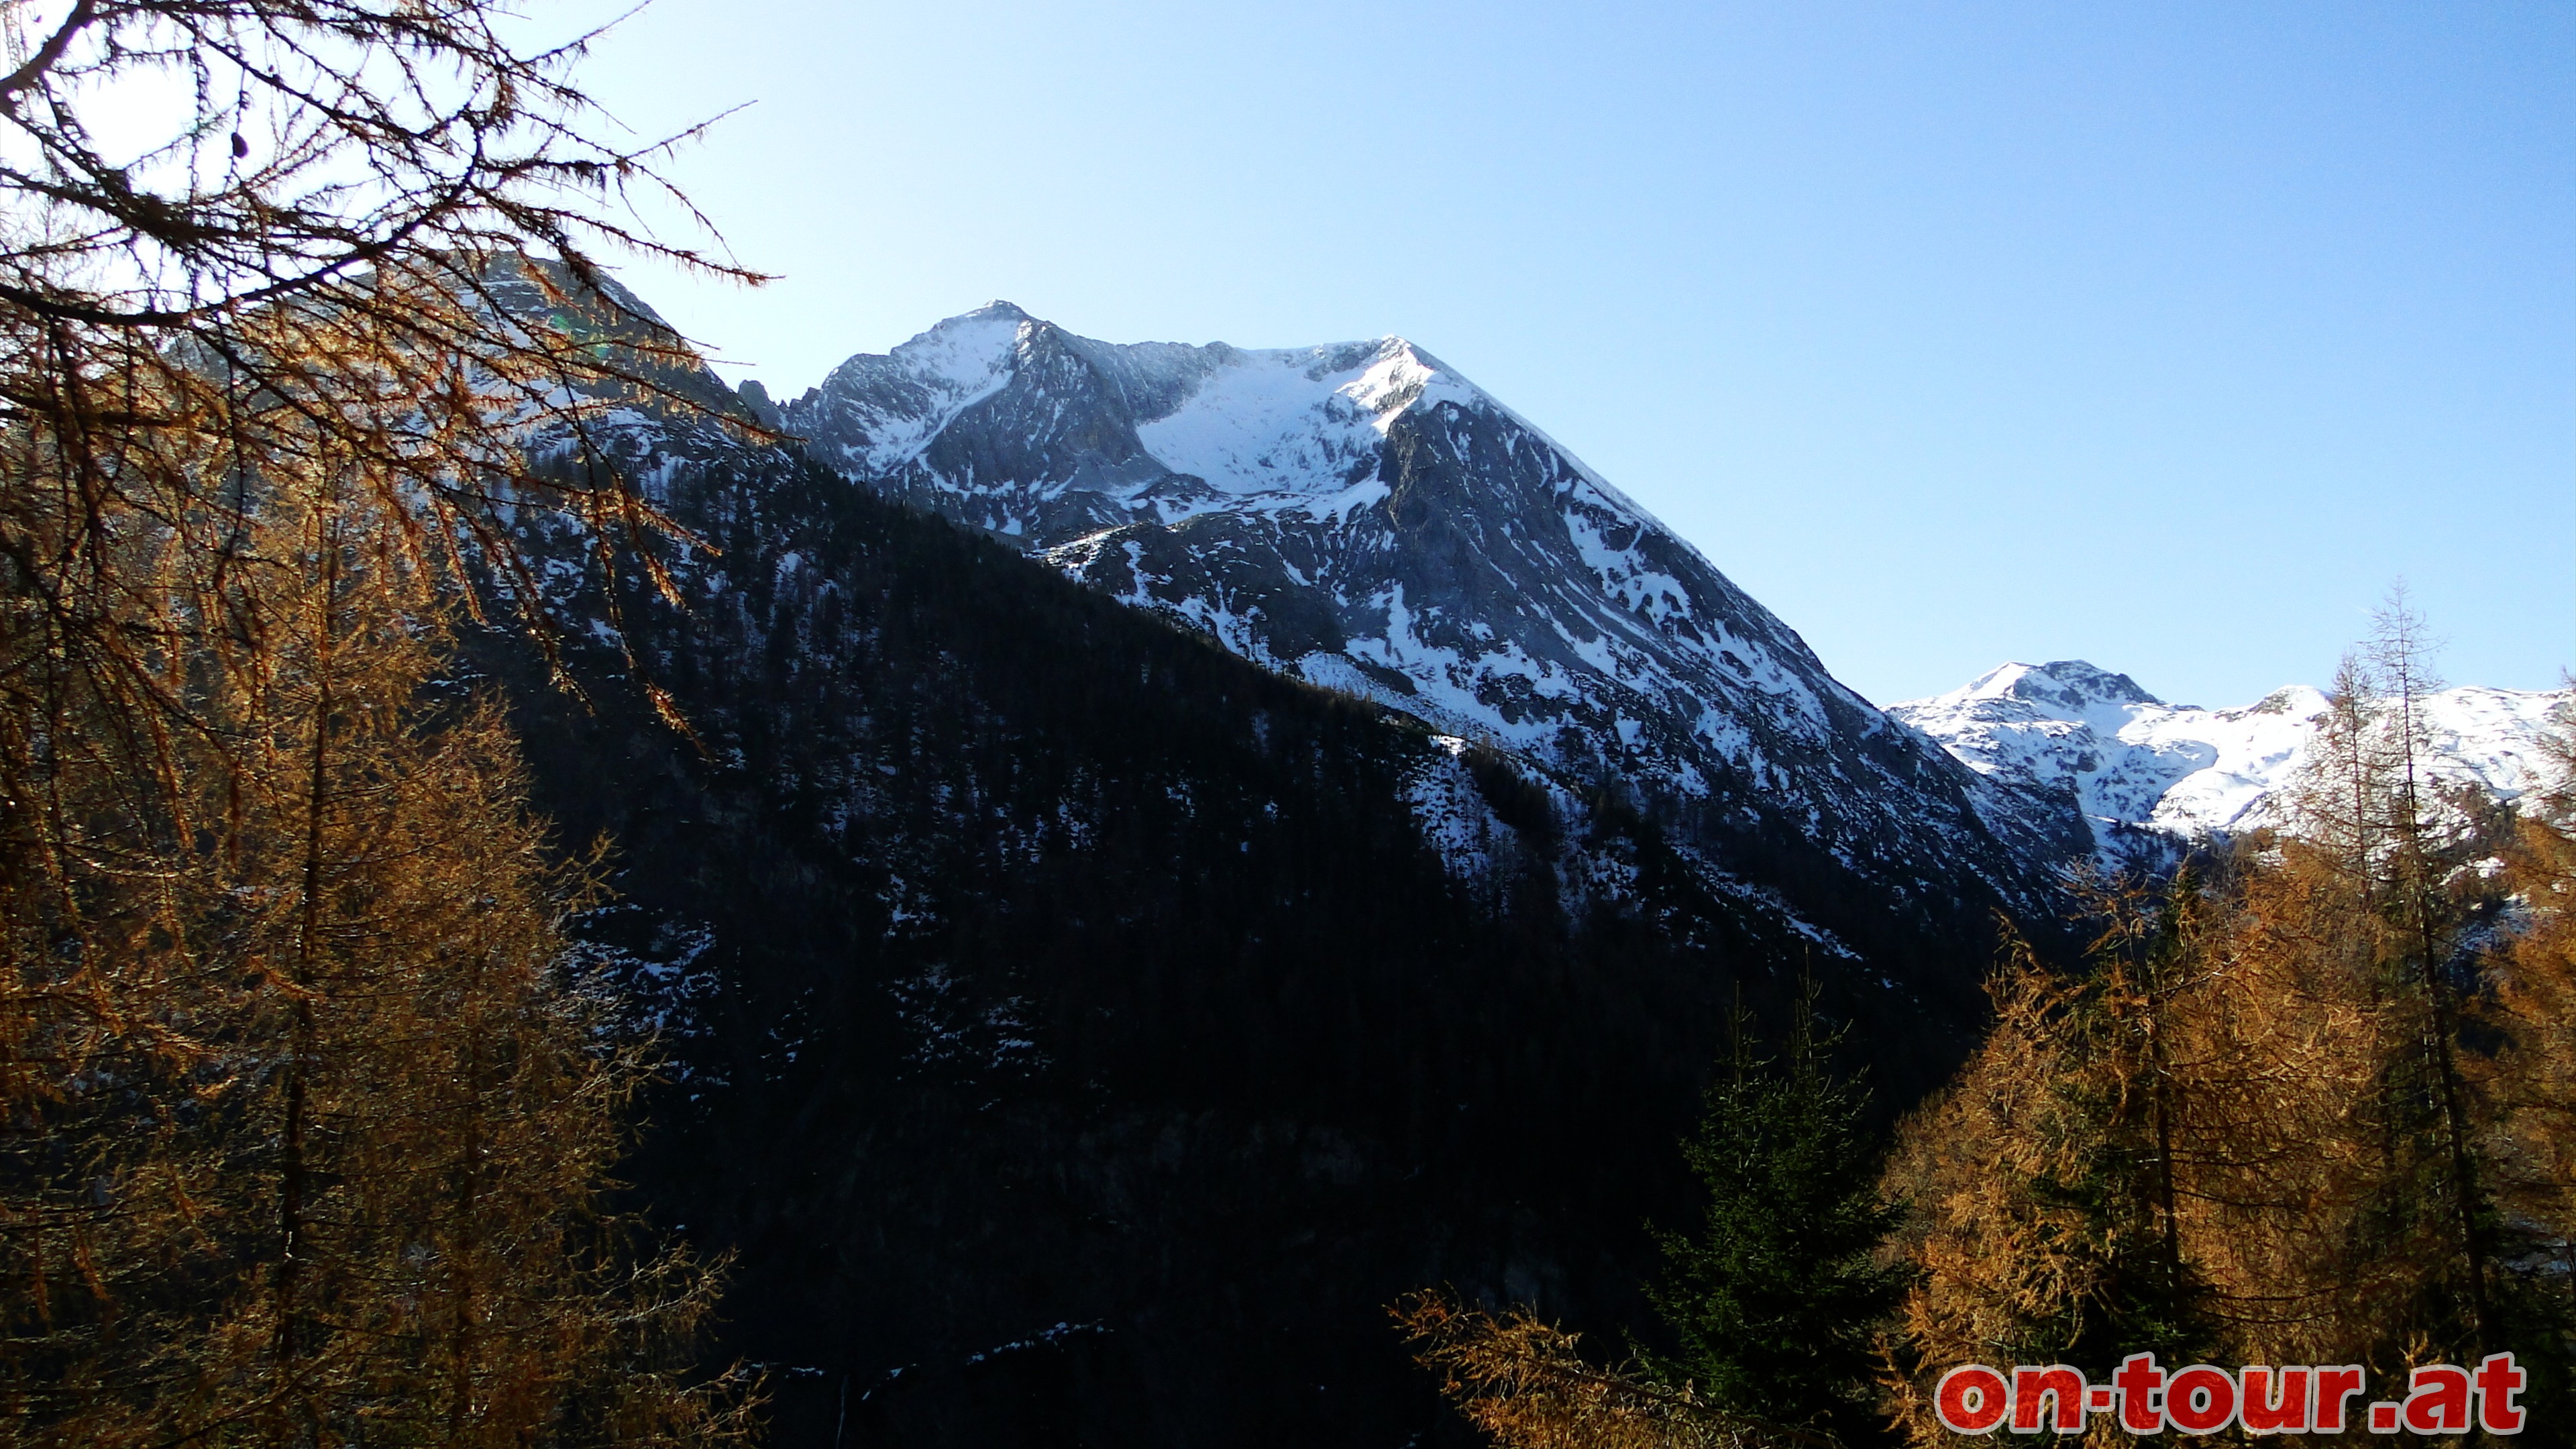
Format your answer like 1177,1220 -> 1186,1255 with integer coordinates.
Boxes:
562,0 -> 2573,709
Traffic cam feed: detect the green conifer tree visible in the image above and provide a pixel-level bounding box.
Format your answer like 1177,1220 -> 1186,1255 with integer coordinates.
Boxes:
1646,996 -> 1908,1444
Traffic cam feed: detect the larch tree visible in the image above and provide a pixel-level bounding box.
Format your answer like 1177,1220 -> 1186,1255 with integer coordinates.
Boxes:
1876,898 -> 2217,1449
2253,592 -> 2504,1360
0,0 -> 767,1443
1395,1291 -> 1826,1449
2475,726 -> 2576,1224
1881,603 -> 2574,1446
2456,718 -> 2576,1434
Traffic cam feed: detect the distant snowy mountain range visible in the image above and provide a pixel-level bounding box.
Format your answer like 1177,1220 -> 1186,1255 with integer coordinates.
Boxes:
1890,661 -> 2569,873
734,301 -> 2566,898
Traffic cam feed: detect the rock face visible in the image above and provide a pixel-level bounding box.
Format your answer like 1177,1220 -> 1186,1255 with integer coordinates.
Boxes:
1892,661 -> 2573,870
777,304 -> 2071,952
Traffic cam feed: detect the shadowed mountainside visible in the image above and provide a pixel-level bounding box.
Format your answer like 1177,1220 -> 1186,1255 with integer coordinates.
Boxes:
475,441 -> 2005,1446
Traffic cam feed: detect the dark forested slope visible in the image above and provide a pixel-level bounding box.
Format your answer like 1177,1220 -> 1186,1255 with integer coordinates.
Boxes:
476,445 -> 1999,1447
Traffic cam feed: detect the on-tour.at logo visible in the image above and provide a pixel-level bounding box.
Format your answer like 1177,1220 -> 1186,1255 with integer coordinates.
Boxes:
1935,1353 -> 2527,1436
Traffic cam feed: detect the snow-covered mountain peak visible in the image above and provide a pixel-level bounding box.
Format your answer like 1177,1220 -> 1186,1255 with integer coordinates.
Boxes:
781,305 -> 1055,480
1915,661 -> 2176,756
1337,337 -> 1482,420
1896,663 -> 2570,871
777,304 -> 2065,935
1114,335 -> 1491,504
889,303 -> 1030,380
1955,660 -> 2166,712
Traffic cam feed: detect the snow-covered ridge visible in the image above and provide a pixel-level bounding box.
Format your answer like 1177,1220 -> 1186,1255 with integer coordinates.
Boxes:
1892,660 -> 2571,868
801,305 -> 1028,478
795,303 -> 1499,525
